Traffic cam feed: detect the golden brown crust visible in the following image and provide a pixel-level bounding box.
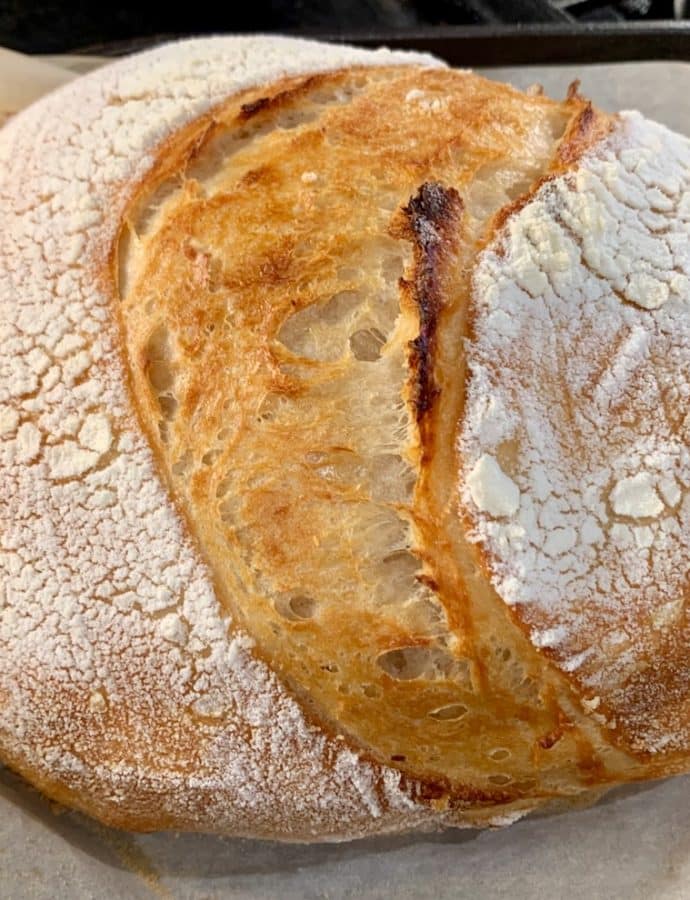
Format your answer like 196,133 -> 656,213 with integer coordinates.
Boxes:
120,60 -> 648,808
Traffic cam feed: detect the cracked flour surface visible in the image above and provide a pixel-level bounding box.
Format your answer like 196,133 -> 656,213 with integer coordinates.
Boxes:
0,36 -> 442,839
460,112 -> 690,755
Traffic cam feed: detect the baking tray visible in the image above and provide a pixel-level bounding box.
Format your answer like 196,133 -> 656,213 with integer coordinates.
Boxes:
313,22 -> 690,66
72,22 -> 690,65
2,43 -> 690,900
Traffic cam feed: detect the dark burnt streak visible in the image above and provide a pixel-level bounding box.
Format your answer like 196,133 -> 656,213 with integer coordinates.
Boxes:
557,102 -> 597,166
403,772 -> 514,807
566,79 -> 583,102
397,182 -> 464,423
238,74 -> 326,122
538,729 -> 564,750
239,96 -> 272,120
416,572 -> 440,593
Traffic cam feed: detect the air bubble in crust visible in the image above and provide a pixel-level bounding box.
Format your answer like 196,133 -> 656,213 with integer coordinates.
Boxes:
377,647 -> 428,680
489,748 -> 511,761
428,703 -> 468,721
277,291 -> 364,361
149,361 -> 174,392
349,327 -> 387,361
376,645 -> 458,681
158,394 -> 178,421
275,594 -> 317,621
202,449 -> 222,466
488,774 -> 513,786
362,684 -> 381,698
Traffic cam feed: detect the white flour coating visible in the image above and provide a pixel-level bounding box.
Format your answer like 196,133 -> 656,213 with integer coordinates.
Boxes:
460,112 -> 690,753
467,453 -> 521,517
610,472 -> 664,518
0,36 -> 454,839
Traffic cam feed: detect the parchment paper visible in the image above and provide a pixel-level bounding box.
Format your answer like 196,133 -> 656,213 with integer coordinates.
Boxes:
1,51 -> 689,900
0,48 -> 76,123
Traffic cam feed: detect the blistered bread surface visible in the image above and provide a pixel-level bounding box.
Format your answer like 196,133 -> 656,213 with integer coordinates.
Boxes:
1,36 -> 689,840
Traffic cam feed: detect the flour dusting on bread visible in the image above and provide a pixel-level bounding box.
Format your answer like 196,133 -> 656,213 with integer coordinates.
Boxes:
461,112 -> 690,755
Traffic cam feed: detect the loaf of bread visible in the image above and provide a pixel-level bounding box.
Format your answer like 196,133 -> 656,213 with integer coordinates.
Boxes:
1,36 -> 689,841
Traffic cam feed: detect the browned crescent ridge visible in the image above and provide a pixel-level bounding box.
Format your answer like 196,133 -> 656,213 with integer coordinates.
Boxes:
394,181 -> 462,428
117,63 -> 674,815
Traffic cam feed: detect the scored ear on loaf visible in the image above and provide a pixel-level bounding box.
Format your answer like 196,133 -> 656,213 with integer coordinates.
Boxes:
1,36 -> 689,840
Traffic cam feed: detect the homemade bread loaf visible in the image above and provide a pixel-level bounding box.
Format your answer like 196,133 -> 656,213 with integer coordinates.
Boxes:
1,36 -> 689,841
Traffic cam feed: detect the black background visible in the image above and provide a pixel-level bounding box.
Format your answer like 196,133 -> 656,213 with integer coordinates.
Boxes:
0,0 -> 681,55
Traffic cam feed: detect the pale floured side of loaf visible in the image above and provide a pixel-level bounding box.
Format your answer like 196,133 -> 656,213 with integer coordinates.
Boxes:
0,36 -> 453,841
460,111 -> 690,761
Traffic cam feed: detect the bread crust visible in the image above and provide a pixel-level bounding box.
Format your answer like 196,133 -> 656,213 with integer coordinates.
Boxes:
1,36 -> 688,840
